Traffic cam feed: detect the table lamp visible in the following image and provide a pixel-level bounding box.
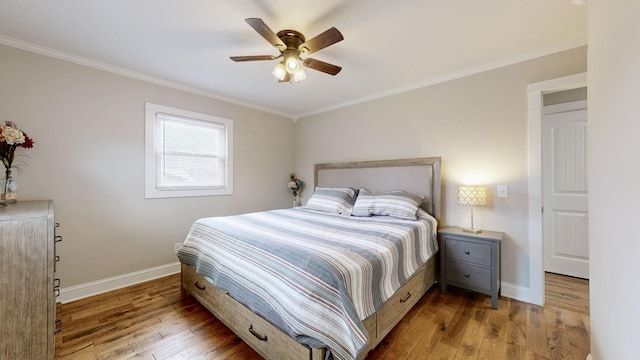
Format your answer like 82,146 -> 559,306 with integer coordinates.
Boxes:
458,185 -> 487,233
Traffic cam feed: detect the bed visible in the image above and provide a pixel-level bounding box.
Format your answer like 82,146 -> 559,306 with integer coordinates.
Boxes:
177,157 -> 441,359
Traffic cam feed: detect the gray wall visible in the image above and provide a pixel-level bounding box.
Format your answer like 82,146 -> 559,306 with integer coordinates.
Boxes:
0,39 -> 598,315
0,44 -> 295,287
295,46 -> 587,290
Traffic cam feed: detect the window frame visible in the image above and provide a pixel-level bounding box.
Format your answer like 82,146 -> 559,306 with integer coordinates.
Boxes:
144,103 -> 233,199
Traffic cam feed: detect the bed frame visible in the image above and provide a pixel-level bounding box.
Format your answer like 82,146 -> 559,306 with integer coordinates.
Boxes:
181,157 -> 442,359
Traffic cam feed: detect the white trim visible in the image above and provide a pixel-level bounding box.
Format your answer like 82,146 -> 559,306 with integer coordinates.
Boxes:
0,34 -> 586,122
543,100 -> 587,115
59,262 -> 181,304
526,72 -> 587,306
144,102 -> 234,199
500,281 -> 532,303
0,35 -> 295,120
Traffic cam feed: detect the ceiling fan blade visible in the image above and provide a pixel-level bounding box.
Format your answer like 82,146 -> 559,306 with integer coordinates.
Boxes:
303,58 -> 342,75
245,18 -> 286,49
299,27 -> 344,54
230,55 -> 279,62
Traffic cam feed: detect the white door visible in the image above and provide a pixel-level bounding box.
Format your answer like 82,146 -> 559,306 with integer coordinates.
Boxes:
542,107 -> 589,279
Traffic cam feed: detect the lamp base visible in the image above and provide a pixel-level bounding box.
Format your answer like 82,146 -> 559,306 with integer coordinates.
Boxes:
462,227 -> 483,234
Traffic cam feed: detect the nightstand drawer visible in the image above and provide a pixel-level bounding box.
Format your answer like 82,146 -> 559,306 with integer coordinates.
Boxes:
445,260 -> 491,290
445,237 -> 491,266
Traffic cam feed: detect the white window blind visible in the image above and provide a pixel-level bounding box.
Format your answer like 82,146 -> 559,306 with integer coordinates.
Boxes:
145,103 -> 233,198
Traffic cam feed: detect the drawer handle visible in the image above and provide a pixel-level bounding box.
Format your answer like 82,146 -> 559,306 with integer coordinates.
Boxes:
56,255 -> 60,262
55,235 -> 63,243
464,250 -> 470,255
54,319 -> 62,334
249,325 -> 268,342
400,292 -> 412,303
53,278 -> 61,287
464,273 -> 470,278
194,281 -> 206,291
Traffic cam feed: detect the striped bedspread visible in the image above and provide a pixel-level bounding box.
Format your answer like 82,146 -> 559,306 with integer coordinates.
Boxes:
176,207 -> 438,360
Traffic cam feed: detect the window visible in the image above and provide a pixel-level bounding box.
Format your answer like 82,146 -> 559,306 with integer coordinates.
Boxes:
145,103 -> 233,198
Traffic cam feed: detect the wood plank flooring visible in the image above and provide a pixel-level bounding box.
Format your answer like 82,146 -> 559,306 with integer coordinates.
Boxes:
55,273 -> 590,359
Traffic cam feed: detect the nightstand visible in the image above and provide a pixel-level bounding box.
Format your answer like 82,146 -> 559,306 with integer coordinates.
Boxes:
439,226 -> 503,309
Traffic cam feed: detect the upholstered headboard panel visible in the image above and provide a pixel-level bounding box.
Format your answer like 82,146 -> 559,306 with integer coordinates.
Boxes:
314,157 -> 441,220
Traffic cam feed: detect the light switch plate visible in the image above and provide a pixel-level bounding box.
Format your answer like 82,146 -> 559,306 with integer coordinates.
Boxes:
497,185 -> 509,198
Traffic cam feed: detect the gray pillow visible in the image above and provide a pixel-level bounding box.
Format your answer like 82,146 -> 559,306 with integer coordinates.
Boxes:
352,188 -> 424,220
306,187 -> 357,215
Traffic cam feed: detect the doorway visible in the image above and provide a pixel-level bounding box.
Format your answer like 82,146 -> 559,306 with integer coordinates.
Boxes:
542,90 -> 589,279
526,72 -> 587,306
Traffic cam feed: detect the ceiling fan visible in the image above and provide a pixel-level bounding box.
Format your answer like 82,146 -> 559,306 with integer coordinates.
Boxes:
230,18 -> 344,83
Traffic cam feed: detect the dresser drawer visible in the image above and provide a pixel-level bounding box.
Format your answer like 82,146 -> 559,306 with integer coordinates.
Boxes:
445,237 -> 491,266
181,265 -> 226,319
445,260 -> 491,291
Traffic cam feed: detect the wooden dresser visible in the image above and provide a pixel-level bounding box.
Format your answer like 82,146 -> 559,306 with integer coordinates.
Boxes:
0,200 -> 58,359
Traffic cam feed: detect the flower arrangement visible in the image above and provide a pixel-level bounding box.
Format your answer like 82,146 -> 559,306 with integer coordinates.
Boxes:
287,174 -> 305,198
0,121 -> 35,200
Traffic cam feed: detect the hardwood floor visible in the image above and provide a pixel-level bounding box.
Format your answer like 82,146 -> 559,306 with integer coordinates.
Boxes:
55,273 -> 590,360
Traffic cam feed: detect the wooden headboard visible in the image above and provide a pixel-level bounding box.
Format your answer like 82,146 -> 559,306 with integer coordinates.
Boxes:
314,157 -> 442,220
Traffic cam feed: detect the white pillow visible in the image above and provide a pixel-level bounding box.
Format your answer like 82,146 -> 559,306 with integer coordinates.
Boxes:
352,188 -> 424,220
306,187 -> 357,215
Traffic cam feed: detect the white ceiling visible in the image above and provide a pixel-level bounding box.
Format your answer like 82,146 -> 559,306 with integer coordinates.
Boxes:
0,1 -> 587,119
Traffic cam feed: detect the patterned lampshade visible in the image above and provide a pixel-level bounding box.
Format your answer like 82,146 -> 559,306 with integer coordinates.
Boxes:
458,185 -> 487,207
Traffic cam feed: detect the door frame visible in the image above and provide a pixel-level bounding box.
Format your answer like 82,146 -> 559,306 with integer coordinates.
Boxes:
526,72 -> 587,305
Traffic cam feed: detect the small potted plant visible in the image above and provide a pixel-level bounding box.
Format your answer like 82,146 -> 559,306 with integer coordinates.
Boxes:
287,174 -> 305,207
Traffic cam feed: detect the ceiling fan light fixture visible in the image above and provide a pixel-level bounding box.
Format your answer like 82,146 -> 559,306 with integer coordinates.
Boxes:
292,68 -> 307,83
272,62 -> 287,80
285,55 -> 301,74
230,18 -> 344,83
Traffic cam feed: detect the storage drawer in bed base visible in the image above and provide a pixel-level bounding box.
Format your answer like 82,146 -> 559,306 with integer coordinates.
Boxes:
181,256 -> 437,360
181,264 -> 323,359
181,264 -> 226,319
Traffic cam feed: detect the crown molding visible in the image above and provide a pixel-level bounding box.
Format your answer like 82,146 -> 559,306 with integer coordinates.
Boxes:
296,37 -> 588,119
0,35 -> 296,120
0,34 -> 586,122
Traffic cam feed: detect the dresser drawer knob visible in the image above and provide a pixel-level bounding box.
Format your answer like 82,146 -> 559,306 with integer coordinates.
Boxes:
55,235 -> 63,243
464,250 -> 470,255
400,292 -> 412,303
54,278 -> 61,297
464,273 -> 470,278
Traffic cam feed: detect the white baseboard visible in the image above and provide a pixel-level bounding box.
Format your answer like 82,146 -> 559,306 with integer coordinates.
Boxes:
500,281 -> 541,305
59,267 -> 538,307
59,262 -> 181,304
